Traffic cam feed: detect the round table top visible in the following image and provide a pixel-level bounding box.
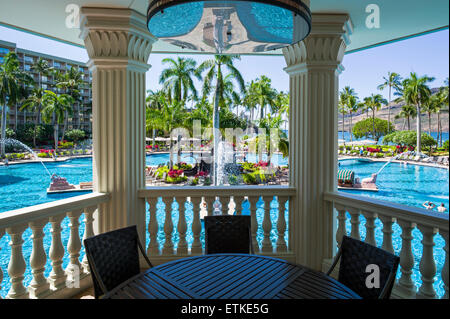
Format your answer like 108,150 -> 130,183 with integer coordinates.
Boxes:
104,254 -> 361,299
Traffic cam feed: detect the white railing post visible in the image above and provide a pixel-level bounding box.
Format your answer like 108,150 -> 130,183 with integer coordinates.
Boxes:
146,197 -> 159,256
190,197 -> 203,255
334,204 -> 347,248
417,224 -> 437,299
0,228 -> 4,299
396,219 -> 417,297
276,196 -> 289,253
379,215 -> 395,254
28,218 -> 51,298
248,196 -> 260,253
176,197 -> 188,255
6,224 -> 29,299
261,196 -> 273,253
440,230 -> 449,299
66,210 -> 83,283
234,196 -> 245,215
48,215 -> 67,290
205,197 -> 215,216
81,206 -> 96,273
348,208 -> 361,241
162,197 -> 174,255
362,211 -> 377,246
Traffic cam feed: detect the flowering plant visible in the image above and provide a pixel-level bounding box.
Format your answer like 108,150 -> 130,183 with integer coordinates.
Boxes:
195,171 -> 208,178
168,169 -> 183,178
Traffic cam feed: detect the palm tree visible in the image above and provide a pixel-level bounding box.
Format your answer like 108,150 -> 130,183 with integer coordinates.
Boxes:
436,78 -> 449,146
395,104 -> 417,131
159,57 -> 200,103
146,89 -> 167,148
246,76 -> 276,121
346,95 -> 360,142
20,88 -> 45,147
422,94 -> 439,136
41,90 -> 73,150
0,52 -> 33,155
377,72 -> 402,133
400,73 -> 435,153
363,94 -> 388,142
340,87 -> 358,142
196,55 -> 245,185
338,92 -> 348,140
32,58 -> 53,123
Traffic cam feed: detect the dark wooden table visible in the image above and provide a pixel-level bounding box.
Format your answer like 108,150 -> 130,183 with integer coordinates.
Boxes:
103,254 -> 361,299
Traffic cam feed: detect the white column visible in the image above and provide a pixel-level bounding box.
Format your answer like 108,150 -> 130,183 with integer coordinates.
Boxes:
6,224 -> 29,299
81,206 -> 97,273
190,197 -> 203,255
80,7 -> 157,243
283,13 -> 352,269
28,219 -> 51,298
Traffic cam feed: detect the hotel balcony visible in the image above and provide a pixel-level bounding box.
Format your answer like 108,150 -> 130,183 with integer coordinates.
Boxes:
0,2 -> 448,300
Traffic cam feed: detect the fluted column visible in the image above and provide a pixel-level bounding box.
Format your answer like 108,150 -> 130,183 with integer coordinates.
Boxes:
283,13 -> 352,269
80,7 -> 157,243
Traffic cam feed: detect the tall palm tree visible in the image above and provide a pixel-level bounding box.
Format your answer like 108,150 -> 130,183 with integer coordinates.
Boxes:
340,87 -> 358,142
246,76 -> 276,121
422,94 -> 439,136
146,89 -> 167,148
338,91 -> 348,140
0,52 -> 33,155
436,78 -> 449,146
377,72 -> 402,133
395,104 -> 417,131
159,57 -> 200,103
32,58 -> 53,123
41,90 -> 73,150
20,88 -> 45,147
196,55 -> 245,185
363,94 -> 388,141
399,73 -> 435,153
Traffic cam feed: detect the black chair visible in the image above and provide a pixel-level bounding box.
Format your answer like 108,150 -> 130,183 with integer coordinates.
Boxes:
204,215 -> 254,254
326,235 -> 400,299
84,225 -> 153,299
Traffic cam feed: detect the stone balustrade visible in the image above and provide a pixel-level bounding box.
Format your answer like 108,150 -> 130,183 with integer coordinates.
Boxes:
0,193 -> 109,299
324,191 -> 449,299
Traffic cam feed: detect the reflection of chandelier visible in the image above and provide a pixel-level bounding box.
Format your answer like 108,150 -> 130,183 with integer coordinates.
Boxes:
147,0 -> 311,54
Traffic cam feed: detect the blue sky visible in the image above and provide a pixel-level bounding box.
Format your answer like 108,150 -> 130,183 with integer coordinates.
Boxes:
0,25 -> 448,101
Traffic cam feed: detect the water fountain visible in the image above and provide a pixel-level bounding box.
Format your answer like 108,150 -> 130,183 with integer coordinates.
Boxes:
216,141 -> 239,185
0,138 -> 52,178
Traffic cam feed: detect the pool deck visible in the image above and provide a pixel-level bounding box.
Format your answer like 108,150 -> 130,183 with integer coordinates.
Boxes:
0,154 -> 93,166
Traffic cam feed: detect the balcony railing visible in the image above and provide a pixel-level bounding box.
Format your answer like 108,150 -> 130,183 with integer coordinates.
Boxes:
324,191 -> 449,299
138,186 -> 297,264
0,193 -> 109,299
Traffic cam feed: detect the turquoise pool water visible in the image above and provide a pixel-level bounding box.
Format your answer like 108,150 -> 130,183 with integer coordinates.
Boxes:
0,155 -> 447,297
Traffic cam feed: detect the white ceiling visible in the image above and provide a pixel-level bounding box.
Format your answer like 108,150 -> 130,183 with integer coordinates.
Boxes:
0,0 -> 448,55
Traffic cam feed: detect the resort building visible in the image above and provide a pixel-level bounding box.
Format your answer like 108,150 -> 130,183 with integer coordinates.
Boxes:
0,40 -> 92,134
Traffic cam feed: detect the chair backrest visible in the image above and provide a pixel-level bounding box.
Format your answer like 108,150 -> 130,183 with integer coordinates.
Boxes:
84,225 -> 149,298
204,215 -> 252,254
337,236 -> 400,299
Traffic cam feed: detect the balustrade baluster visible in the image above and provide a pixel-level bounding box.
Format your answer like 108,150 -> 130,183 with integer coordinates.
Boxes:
0,229 -> 3,299
48,215 -> 67,289
261,196 -> 273,253
6,224 -> 28,299
334,204 -> 347,248
379,215 -> 395,254
67,210 -> 83,284
190,197 -> 203,255
146,197 -> 160,256
28,218 -> 50,298
234,196 -> 245,215
417,224 -> 437,299
162,197 -> 174,255
176,197 -> 188,255
248,196 -> 260,253
440,230 -> 449,299
362,211 -> 376,246
81,206 -> 96,273
276,196 -> 289,253
205,197 -> 215,216
396,219 -> 417,297
348,208 -> 361,241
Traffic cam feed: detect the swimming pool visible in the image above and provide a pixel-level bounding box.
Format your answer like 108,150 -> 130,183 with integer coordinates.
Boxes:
0,155 -> 448,297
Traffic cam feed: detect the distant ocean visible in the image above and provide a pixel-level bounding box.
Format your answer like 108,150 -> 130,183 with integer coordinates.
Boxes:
338,131 -> 449,144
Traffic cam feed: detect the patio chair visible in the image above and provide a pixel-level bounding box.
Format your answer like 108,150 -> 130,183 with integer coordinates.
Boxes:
204,215 -> 254,255
84,225 -> 153,299
326,236 -> 399,299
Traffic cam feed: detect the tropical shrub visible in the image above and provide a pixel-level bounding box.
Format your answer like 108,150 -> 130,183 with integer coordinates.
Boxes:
58,140 -> 74,149
352,118 -> 394,142
65,129 -> 86,143
376,153 -> 384,158
443,140 -> 449,151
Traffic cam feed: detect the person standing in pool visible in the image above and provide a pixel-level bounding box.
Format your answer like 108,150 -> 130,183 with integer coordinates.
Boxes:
422,201 -> 436,210
438,203 -> 447,213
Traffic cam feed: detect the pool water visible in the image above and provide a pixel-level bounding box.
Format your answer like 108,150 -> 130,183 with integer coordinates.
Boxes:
0,156 -> 448,297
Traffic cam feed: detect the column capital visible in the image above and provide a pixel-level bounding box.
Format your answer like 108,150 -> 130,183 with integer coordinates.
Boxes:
283,13 -> 352,75
79,7 -> 157,71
